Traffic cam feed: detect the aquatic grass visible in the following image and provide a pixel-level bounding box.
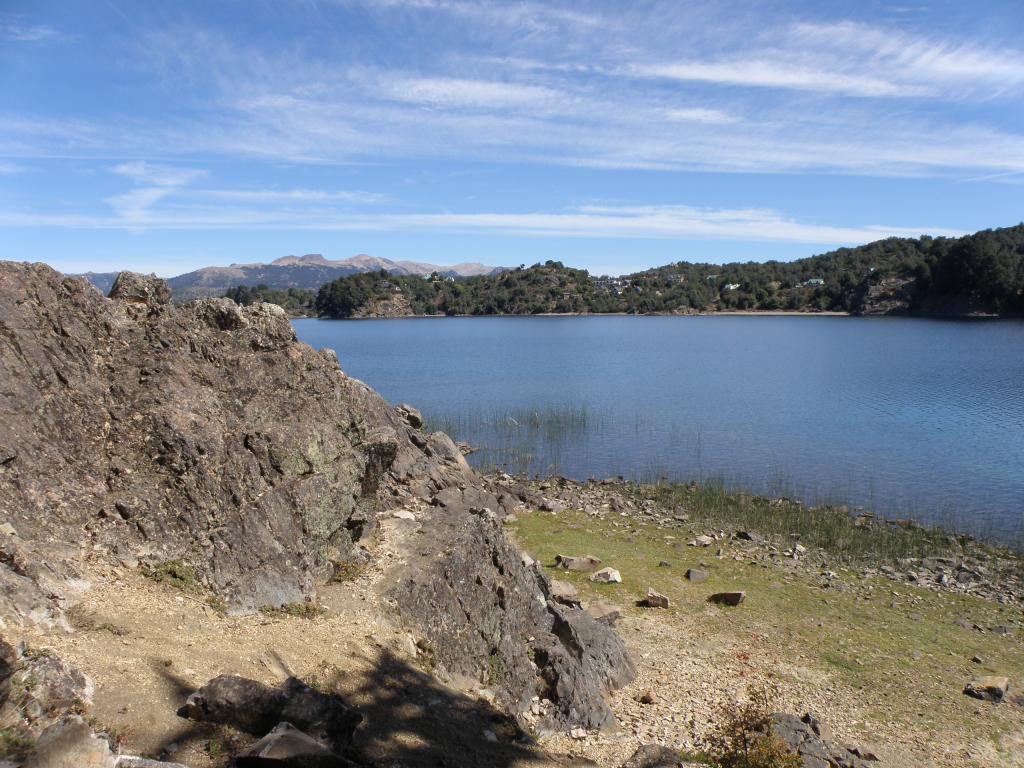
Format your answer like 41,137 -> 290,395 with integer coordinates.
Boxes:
644,479 -> 1016,564
424,403 -> 593,476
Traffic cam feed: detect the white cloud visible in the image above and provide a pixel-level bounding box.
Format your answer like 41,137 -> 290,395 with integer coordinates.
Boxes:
376,75 -> 564,110
112,161 -> 207,187
196,188 -> 387,204
631,21 -> 1024,99
631,60 -> 919,98
663,107 -> 738,125
0,198 -> 964,247
2,23 -> 65,42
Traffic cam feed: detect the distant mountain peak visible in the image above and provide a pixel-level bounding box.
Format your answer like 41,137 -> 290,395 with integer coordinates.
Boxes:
271,253 -> 330,266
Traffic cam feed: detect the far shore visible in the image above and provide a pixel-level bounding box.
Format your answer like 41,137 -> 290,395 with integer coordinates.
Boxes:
293,309 -> 854,320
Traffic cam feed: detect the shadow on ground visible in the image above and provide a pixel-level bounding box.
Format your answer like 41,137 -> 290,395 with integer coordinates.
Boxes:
171,649 -> 573,768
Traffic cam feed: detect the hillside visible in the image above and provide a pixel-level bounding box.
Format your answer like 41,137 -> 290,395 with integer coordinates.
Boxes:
311,225 -> 1024,318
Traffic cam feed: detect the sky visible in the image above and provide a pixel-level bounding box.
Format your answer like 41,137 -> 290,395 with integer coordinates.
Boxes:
2,0 -> 1023,277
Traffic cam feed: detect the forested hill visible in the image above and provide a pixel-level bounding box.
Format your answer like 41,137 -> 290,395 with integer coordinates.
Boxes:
276,224 -> 1024,318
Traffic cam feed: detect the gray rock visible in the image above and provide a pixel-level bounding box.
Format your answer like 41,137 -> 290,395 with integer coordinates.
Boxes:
555,554 -> 602,572
549,580 -> 581,608
964,676 -> 1010,702
684,568 -> 709,582
638,589 -> 670,609
236,721 -> 333,762
116,757 -> 190,768
590,567 -> 622,584
769,713 -> 878,767
396,507 -> 635,731
22,717 -> 116,768
178,675 -> 361,751
621,743 -> 681,767
396,404 -> 424,429
708,591 -> 745,606
0,640 -> 94,741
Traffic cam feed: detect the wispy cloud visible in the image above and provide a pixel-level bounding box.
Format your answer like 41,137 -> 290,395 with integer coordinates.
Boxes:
196,188 -> 387,204
2,22 -> 66,42
630,21 -> 1024,99
375,75 -> 565,111
0,194 -> 963,247
663,107 -> 738,125
112,161 -> 207,187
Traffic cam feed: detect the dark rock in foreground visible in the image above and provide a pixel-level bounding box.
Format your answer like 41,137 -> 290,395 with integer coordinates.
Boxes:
0,262 -> 633,740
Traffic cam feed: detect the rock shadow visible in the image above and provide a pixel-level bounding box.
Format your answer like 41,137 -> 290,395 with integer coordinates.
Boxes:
337,650 -> 548,768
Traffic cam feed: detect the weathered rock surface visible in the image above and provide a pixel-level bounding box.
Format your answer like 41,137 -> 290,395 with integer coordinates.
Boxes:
621,743 -> 682,768
769,713 -> 880,767
395,504 -> 634,731
0,638 -> 94,745
1,263 -> 453,617
178,675 -> 361,751
0,263 -> 633,742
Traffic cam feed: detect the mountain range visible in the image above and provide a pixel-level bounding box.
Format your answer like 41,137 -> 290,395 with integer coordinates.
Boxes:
80,253 -> 505,301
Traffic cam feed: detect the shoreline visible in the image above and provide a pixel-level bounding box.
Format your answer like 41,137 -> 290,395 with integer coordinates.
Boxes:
489,472 -> 1024,600
297,309 -> 855,320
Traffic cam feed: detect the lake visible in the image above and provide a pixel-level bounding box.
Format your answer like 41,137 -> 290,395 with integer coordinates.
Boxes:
293,316 -> 1024,545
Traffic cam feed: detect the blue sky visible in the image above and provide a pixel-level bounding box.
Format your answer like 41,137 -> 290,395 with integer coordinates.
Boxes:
2,0 -> 1023,276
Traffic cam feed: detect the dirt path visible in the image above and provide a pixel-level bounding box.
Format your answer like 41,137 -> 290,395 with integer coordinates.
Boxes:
9,513 -> 568,767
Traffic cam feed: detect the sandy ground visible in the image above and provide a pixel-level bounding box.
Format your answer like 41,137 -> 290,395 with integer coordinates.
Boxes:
8,511 -> 1023,768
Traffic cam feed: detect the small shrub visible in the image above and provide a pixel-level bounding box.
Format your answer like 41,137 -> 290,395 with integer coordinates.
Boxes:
331,561 -> 365,584
486,652 -> 506,685
259,601 -> 325,619
206,595 -> 229,615
143,560 -> 201,593
0,726 -> 34,761
705,684 -> 801,768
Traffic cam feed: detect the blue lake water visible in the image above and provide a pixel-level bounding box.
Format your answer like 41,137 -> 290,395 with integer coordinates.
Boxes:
293,316 -> 1024,544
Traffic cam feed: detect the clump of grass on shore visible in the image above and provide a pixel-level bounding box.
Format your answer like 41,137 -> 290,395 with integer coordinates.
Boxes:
644,480 -> 1021,565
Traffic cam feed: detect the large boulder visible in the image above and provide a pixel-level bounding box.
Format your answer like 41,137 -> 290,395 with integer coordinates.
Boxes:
0,263 -> 473,617
0,262 -> 634,733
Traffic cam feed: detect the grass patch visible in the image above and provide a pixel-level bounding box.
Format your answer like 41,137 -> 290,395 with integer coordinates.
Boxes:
486,651 -> 507,686
507,508 -> 1024,760
640,480 -> 1022,566
142,559 -> 201,593
206,595 -> 229,615
331,560 -> 366,584
259,601 -> 326,619
0,726 -> 33,761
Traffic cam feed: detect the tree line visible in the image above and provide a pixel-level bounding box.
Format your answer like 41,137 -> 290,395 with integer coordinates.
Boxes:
228,224 -> 1024,318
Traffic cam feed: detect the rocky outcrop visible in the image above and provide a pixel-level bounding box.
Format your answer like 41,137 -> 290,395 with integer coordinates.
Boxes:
850,276 -> 914,316
769,713 -> 880,767
0,263 -> 471,619
395,500 -> 634,731
350,293 -> 414,319
0,262 -> 632,737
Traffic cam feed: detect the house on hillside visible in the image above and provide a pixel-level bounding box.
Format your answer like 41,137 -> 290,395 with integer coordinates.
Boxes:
803,278 -> 826,287
724,283 -> 741,291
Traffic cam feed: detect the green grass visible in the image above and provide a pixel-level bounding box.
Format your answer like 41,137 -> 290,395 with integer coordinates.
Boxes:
638,480 -> 1022,566
424,404 -> 593,475
142,559 -> 201,593
259,601 -> 326,619
0,726 -> 33,761
507,508 -> 1024,763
